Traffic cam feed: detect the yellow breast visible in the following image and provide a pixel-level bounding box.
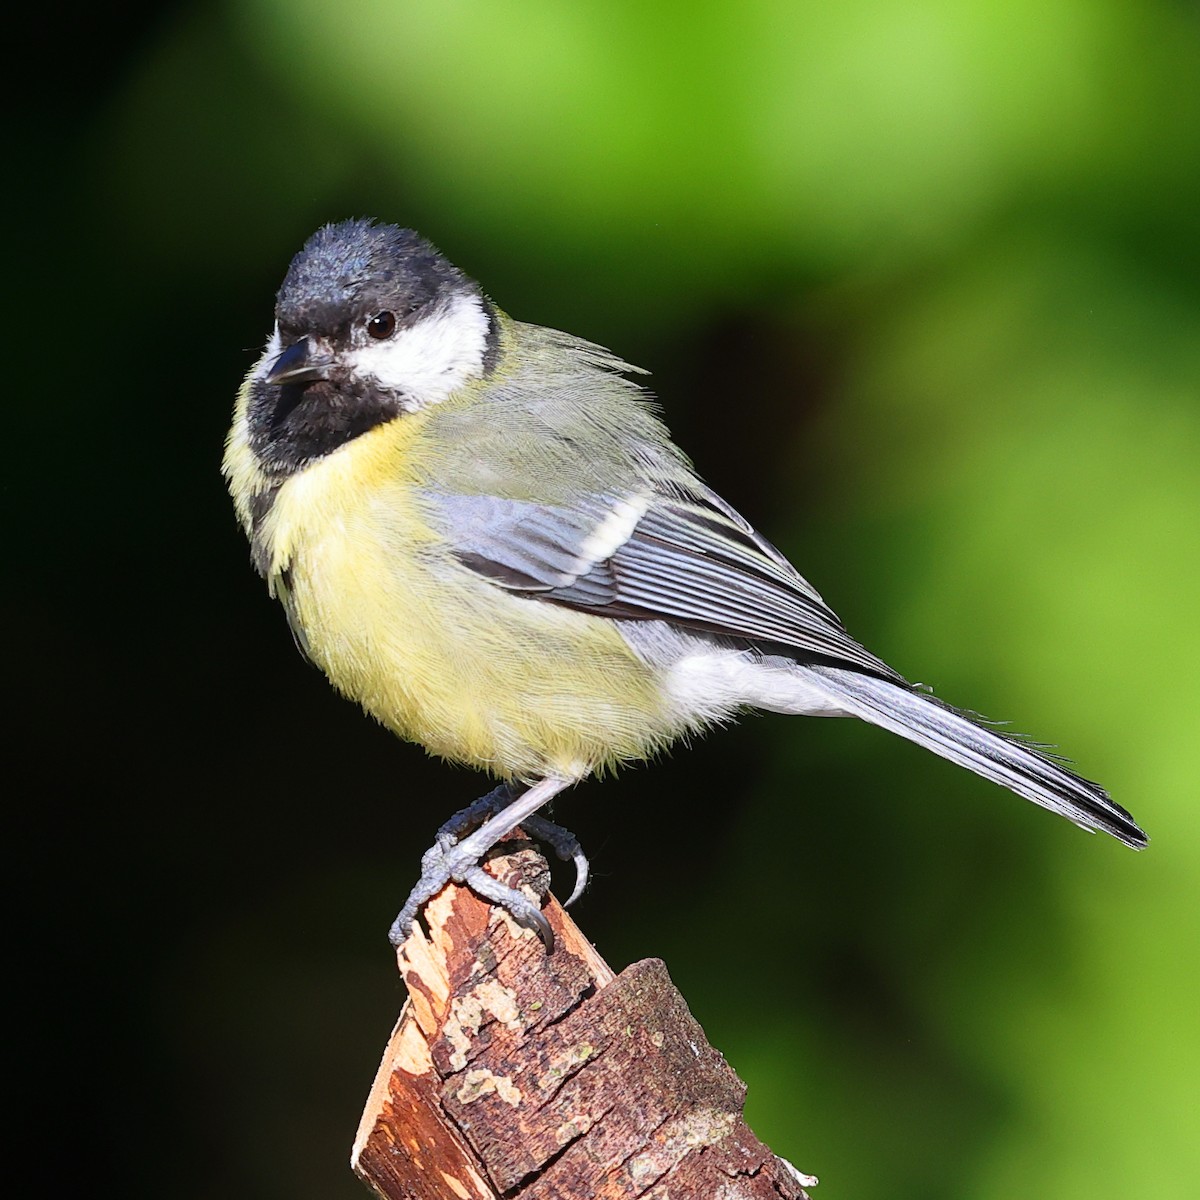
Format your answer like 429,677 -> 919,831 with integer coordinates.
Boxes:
254,415 -> 675,780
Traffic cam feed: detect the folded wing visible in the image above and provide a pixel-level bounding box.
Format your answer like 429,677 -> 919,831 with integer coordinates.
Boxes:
422,483 -> 904,680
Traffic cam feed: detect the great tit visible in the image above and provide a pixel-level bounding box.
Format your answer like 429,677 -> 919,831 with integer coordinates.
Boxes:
225,219 -> 1146,950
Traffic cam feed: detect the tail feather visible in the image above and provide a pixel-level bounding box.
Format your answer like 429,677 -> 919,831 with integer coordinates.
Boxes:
807,666 -> 1147,848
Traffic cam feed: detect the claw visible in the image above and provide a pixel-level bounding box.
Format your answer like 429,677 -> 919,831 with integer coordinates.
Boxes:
527,907 -> 555,951
389,776 -> 575,952
387,914 -> 411,948
459,864 -> 556,952
563,848 -> 589,908
521,813 -> 590,907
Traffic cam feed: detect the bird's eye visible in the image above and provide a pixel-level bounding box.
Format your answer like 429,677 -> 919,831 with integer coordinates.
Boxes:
367,311 -> 397,340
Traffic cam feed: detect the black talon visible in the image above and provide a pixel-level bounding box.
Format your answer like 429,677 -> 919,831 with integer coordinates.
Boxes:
528,908 -> 555,953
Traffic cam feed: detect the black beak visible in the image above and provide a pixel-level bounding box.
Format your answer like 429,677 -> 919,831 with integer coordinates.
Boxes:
266,337 -> 333,385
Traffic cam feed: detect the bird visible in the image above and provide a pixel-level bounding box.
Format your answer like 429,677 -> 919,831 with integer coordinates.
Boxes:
224,218 -> 1147,950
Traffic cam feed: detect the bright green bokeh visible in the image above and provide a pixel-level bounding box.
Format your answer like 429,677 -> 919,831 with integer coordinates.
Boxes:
77,1 -> 1199,1196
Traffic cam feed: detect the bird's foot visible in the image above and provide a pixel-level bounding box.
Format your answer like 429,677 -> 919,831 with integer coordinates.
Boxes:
429,783 -> 517,845
429,787 -> 587,903
518,813 -> 589,907
388,838 -> 554,950
388,777 -> 581,952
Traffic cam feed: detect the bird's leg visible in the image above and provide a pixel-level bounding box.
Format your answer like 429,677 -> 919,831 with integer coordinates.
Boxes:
427,782 -> 589,906
431,782 -> 520,847
389,776 -> 577,952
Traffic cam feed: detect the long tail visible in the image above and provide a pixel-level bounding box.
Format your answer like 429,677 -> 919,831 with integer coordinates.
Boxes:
806,665 -> 1147,848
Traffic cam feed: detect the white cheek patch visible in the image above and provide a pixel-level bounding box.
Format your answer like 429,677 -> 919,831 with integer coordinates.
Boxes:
346,292 -> 491,409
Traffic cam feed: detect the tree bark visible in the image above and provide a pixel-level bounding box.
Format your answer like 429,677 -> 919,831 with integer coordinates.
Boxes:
353,840 -> 817,1199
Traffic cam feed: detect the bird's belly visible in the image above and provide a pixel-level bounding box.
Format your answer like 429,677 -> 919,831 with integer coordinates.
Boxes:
282,517 -> 677,779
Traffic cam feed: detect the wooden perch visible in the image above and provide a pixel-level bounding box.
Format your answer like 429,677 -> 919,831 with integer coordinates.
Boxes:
353,840 -> 818,1199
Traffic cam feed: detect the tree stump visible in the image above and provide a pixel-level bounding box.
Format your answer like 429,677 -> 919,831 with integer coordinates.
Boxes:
353,841 -> 817,1199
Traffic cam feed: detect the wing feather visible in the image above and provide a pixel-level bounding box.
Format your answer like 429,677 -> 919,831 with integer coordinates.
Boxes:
421,485 -> 902,680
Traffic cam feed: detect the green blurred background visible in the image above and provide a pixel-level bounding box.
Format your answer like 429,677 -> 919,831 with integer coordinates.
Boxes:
13,2 -> 1198,1197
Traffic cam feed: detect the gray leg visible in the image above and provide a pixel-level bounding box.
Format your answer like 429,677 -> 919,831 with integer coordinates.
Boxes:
431,783 -> 517,846
424,782 -> 589,908
389,776 -> 576,952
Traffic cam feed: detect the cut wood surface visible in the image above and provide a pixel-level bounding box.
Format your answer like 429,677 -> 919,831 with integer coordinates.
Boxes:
353,840 -> 817,1199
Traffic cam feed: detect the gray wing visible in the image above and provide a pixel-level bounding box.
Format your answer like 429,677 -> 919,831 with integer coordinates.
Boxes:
421,483 -> 904,681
